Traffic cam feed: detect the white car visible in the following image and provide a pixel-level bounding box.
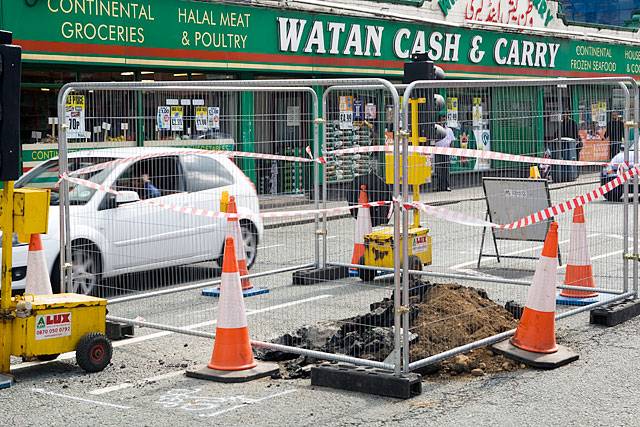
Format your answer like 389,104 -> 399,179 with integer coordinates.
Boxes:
12,147 -> 263,295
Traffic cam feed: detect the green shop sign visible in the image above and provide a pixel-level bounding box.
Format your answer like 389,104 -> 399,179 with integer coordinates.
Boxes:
2,0 -> 638,78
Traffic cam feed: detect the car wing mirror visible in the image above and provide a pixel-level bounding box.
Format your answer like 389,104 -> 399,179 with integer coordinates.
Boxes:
115,190 -> 140,205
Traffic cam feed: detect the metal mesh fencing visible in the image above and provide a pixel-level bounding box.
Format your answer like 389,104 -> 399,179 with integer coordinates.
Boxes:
49,77 -> 639,375
399,78 -> 639,372
51,79 -> 403,372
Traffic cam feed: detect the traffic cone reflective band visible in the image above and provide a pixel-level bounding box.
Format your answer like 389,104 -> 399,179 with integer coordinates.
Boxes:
227,196 -> 252,291
560,206 -> 598,298
511,222 -> 559,354
207,237 -> 257,371
351,185 -> 372,265
24,234 -> 53,295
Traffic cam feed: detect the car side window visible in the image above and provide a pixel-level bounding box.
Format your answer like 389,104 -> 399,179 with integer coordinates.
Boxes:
113,156 -> 186,200
181,155 -> 234,192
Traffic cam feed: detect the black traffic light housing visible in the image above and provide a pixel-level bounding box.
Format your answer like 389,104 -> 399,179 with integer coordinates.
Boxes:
403,55 -> 445,143
0,31 -> 21,181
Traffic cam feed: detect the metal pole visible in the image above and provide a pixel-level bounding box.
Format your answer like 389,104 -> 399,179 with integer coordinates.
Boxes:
311,91 -> 320,269
633,81 -> 640,298
0,181 -> 14,374
620,82 -> 631,294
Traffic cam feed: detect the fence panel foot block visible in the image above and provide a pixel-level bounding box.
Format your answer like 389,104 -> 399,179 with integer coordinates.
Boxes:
292,266 -> 350,285
311,363 -> 422,399
590,298 -> 640,327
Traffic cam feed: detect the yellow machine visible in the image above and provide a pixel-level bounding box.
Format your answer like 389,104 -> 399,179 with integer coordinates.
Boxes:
359,98 -> 433,281
0,183 -> 112,387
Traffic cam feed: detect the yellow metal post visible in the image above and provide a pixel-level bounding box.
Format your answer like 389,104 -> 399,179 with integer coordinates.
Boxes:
409,99 -> 422,229
0,181 -> 14,374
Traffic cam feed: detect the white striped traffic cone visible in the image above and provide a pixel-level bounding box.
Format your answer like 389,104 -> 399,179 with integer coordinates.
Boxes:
351,185 -> 372,268
511,222 -> 559,354
202,196 -> 268,298
227,196 -> 252,291
208,236 -> 256,371
493,222 -> 579,368
559,206 -> 598,300
24,234 -> 52,295
186,237 -> 279,382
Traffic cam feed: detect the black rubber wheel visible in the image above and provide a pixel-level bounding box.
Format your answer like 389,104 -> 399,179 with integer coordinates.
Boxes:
76,333 -> 112,373
357,255 -> 377,282
37,354 -> 60,362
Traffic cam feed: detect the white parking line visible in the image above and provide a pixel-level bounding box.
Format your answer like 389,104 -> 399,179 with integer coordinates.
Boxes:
89,370 -> 186,396
199,389 -> 297,418
259,244 -> 284,250
31,388 -> 132,409
558,249 -> 624,270
12,294 -> 332,372
450,233 -> 600,270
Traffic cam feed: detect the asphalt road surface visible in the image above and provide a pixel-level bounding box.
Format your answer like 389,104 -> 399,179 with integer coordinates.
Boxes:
2,175 -> 639,426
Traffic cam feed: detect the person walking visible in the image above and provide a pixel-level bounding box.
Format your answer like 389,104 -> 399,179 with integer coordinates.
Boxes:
434,115 -> 455,192
606,111 -> 624,159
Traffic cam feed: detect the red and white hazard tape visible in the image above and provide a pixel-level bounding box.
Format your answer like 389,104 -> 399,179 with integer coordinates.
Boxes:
407,165 -> 638,229
60,165 -> 638,230
326,145 -> 608,167
70,147 -> 323,177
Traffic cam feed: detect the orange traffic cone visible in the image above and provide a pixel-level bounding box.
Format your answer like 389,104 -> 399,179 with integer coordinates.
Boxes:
559,206 -> 598,301
227,196 -> 252,291
493,222 -> 579,369
351,185 -> 372,267
511,222 -> 559,354
208,237 -> 256,371
24,234 -> 53,295
186,237 -> 278,382
202,196 -> 268,298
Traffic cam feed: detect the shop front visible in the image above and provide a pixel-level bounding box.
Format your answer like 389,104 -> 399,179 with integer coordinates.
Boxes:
3,0 -> 640,191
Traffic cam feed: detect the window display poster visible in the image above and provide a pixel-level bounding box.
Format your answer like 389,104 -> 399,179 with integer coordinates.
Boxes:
170,106 -> 184,131
195,106 -> 208,132
65,95 -> 86,139
287,105 -> 301,127
339,110 -> 354,130
598,101 -> 607,127
339,96 -> 353,112
208,107 -> 220,130
157,106 -> 171,130
446,97 -> 459,129
353,100 -> 364,121
472,97 -> 483,128
365,103 -> 377,120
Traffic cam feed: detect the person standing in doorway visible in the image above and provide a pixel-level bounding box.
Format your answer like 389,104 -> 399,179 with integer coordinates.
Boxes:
434,115 -> 455,192
560,112 -> 581,160
606,111 -> 624,159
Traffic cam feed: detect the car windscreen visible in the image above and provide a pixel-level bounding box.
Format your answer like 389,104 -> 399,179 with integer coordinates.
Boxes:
16,157 -> 115,206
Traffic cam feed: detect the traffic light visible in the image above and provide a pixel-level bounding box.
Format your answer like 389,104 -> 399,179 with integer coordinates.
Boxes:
0,31 -> 21,181
403,54 -> 446,143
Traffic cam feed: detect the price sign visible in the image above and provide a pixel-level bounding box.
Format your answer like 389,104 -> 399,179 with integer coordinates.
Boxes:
339,111 -> 353,130
446,97 -> 459,129
208,107 -> 220,130
65,95 -> 86,139
171,106 -> 184,131
157,106 -> 170,130
195,106 -> 208,132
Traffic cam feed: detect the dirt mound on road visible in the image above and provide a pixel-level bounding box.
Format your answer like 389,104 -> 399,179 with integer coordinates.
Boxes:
410,283 -> 520,377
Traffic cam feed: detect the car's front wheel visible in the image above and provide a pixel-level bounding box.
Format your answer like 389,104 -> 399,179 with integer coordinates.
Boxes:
241,221 -> 258,269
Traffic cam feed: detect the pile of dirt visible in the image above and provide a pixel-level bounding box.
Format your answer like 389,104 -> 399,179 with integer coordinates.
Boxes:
410,283 -> 520,377
259,282 -> 522,379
